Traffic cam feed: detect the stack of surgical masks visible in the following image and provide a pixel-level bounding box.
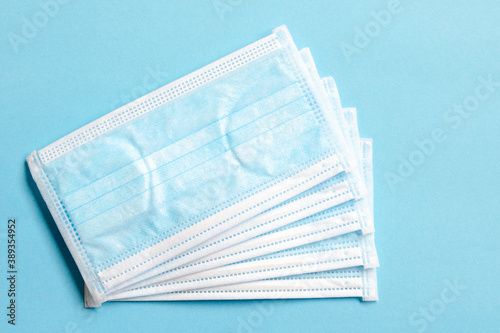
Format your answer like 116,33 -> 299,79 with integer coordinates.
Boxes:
27,26 -> 379,308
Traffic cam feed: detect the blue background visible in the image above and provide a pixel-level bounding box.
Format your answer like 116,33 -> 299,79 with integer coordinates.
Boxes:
1,0 -> 499,332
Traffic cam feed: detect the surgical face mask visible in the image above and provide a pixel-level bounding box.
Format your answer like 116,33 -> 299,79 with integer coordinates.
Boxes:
97,51 -> 376,301
105,75 -> 375,295
28,25 -> 358,305
85,63 -> 378,305
101,57 -> 378,301
101,48 -> 371,294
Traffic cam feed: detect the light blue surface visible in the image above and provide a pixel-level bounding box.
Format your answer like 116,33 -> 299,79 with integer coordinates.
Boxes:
0,0 -> 498,332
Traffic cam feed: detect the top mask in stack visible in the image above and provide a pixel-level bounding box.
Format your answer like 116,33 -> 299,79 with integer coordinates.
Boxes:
27,26 -> 378,307
88,48 -> 379,305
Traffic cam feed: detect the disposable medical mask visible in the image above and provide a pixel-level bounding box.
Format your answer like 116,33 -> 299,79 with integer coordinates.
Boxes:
102,48 -> 370,294
28,25 -> 358,305
104,70 -> 377,300
107,75 -> 375,295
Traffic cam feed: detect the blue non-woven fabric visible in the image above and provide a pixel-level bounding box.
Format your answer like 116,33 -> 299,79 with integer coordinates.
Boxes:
99,54 -> 373,295
103,68 -> 377,300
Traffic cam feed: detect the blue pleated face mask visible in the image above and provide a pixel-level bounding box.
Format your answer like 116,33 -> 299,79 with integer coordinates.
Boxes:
28,26 -> 357,305
100,55 -> 376,298
83,47 -> 370,297
82,49 -> 368,293
82,46 -> 378,305
95,72 -> 378,303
